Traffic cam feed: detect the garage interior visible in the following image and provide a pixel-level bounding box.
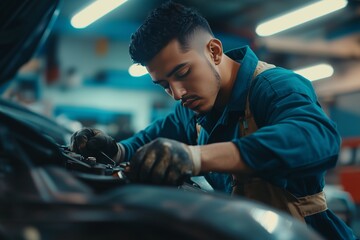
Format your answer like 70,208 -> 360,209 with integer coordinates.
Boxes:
1,0 -> 360,238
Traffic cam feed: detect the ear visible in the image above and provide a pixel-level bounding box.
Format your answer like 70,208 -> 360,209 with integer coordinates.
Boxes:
207,38 -> 223,65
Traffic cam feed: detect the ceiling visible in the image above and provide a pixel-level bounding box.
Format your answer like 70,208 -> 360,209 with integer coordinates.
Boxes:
55,0 -> 360,99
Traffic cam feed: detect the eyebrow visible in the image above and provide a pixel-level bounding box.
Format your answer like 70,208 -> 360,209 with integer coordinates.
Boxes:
152,62 -> 189,84
166,62 -> 188,78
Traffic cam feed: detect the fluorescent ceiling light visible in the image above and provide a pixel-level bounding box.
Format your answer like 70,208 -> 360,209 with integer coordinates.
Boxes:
294,63 -> 334,81
71,0 -> 127,29
256,0 -> 348,36
129,64 -> 148,77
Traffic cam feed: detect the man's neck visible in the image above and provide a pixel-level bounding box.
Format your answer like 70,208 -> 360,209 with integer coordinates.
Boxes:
214,56 -> 240,110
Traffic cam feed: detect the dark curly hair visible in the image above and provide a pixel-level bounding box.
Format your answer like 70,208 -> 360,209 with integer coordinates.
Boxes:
129,1 -> 214,66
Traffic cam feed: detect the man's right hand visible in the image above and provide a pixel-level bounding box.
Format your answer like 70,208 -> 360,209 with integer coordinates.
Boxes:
69,128 -> 122,164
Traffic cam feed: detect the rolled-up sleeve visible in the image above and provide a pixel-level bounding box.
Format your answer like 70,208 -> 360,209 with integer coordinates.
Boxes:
120,103 -> 197,161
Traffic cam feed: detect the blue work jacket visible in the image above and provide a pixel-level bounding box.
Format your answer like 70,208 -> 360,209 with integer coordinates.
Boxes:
121,46 -> 357,239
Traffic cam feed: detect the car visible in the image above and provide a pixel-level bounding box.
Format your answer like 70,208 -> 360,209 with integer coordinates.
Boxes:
0,0 -> 324,239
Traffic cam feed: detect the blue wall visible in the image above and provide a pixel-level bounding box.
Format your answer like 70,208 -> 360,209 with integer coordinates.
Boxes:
330,92 -> 360,138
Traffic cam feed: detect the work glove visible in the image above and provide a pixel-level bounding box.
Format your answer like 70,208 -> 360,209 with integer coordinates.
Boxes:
69,128 -> 122,164
130,137 -> 201,185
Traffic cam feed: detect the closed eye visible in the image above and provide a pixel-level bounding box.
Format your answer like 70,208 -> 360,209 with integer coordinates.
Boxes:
175,68 -> 191,79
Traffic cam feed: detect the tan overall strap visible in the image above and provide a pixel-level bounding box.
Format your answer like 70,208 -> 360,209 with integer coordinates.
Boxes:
232,61 -> 328,221
240,61 -> 275,136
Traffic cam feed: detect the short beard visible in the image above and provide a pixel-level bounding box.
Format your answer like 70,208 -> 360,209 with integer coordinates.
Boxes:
206,58 -> 221,88
205,58 -> 221,112
193,56 -> 221,116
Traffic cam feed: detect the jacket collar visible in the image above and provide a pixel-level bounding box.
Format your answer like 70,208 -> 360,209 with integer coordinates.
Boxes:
226,45 -> 259,112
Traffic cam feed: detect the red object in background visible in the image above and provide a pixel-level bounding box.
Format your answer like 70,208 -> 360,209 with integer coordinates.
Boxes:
95,38 -> 108,56
340,166 -> 360,204
339,137 -> 360,204
45,66 -> 59,84
44,34 -> 59,84
342,138 -> 360,148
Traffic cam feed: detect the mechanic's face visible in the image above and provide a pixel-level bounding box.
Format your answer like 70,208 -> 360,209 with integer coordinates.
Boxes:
146,38 -> 221,114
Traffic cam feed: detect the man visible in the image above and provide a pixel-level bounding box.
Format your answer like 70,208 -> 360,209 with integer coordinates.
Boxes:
70,1 -> 357,239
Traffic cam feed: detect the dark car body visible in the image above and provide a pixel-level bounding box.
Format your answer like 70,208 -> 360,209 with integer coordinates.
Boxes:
0,0 -> 324,239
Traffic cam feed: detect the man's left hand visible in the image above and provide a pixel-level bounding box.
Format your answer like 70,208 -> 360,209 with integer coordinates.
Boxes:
130,138 -> 201,185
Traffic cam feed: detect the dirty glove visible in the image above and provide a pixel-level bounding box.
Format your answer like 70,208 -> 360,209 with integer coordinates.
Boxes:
130,138 -> 201,185
70,128 -> 123,164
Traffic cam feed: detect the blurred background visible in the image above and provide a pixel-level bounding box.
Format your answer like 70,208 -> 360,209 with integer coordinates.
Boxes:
1,0 -> 360,235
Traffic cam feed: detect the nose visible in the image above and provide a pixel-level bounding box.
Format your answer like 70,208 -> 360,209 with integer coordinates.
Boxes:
168,82 -> 186,100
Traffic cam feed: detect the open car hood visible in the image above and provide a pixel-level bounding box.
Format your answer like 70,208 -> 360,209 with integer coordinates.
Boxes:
0,2 -> 328,239
0,0 -> 60,86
